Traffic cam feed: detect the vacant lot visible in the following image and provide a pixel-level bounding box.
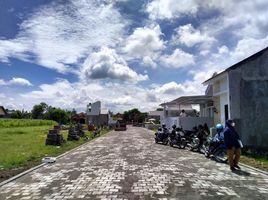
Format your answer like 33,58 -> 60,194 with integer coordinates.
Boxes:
0,120 -> 108,181
0,119 -> 57,128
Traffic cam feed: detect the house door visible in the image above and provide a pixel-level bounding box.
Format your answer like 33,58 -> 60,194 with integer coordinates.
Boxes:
224,104 -> 229,121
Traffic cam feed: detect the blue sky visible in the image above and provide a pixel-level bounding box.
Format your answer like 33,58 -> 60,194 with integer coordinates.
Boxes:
1,0 -> 268,112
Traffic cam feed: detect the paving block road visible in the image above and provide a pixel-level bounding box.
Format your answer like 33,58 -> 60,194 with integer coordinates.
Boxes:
1,126 -> 268,200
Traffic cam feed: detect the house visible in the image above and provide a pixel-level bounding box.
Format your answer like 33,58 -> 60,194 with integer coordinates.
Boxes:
0,106 -> 8,118
147,110 -> 163,122
203,46 -> 268,149
71,112 -> 86,124
160,93 -> 214,130
86,101 -> 109,126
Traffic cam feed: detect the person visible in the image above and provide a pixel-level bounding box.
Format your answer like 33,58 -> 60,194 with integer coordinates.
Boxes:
180,109 -> 187,117
223,119 -> 242,171
207,124 -> 224,155
214,124 -> 224,142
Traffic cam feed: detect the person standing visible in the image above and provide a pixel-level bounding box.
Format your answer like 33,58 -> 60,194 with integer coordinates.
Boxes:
223,120 -> 242,171
179,109 -> 187,117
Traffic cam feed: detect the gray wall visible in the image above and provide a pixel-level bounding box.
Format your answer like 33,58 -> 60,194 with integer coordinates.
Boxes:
228,49 -> 268,149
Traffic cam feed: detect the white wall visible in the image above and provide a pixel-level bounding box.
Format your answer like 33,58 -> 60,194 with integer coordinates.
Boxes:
219,93 -> 228,124
161,116 -> 214,130
210,74 -> 230,125
86,101 -> 101,116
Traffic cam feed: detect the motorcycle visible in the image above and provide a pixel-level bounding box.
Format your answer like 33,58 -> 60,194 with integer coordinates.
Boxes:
155,127 -> 169,145
204,138 -> 228,163
168,127 -> 187,149
184,126 -> 200,151
190,124 -> 210,152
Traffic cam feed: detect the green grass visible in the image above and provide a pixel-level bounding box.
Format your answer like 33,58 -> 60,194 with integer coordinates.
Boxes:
0,125 -> 109,170
240,154 -> 268,172
0,119 -> 57,128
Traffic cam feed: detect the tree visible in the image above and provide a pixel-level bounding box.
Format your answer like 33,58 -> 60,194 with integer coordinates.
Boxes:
10,110 -> 23,119
10,110 -> 31,119
31,102 -> 48,119
123,108 -> 147,123
44,107 -> 69,124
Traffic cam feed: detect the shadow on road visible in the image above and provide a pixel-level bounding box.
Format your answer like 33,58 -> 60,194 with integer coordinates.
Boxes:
232,169 -> 251,176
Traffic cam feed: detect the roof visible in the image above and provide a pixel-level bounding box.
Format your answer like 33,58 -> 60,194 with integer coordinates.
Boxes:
148,111 -> 163,116
160,95 -> 213,107
0,106 -> 7,115
203,46 -> 268,84
72,112 -> 86,119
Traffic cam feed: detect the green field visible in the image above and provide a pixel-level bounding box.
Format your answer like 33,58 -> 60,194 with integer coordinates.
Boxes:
0,119 -> 57,128
0,123 -> 108,171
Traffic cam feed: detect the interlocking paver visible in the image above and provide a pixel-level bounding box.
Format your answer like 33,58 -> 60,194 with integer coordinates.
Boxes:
0,126 -> 268,199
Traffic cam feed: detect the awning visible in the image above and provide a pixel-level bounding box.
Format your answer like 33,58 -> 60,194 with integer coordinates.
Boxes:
160,95 -> 213,107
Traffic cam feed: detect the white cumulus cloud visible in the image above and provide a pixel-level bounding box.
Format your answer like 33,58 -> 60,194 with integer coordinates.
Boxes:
160,49 -> 195,68
82,47 -> 148,82
123,24 -> 165,67
0,0 -> 126,73
172,24 -> 216,47
0,77 -> 32,86
146,0 -> 199,20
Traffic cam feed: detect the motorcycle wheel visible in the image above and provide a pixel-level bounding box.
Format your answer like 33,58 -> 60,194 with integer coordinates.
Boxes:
199,144 -> 207,154
179,140 -> 187,149
214,148 -> 228,163
204,150 -> 210,158
190,138 -> 200,151
163,138 -> 168,145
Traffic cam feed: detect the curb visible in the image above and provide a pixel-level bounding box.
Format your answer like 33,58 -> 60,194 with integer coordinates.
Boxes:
0,130 -> 111,187
0,163 -> 46,187
240,163 -> 268,176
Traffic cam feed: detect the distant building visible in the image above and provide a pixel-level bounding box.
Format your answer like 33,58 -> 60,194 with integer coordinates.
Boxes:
0,106 -> 8,118
148,111 -> 163,121
86,101 -> 109,126
72,112 -> 86,124
203,46 -> 268,149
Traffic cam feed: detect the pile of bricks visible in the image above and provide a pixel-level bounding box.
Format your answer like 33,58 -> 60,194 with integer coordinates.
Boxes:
67,126 -> 80,141
75,123 -> 85,137
45,126 -> 65,146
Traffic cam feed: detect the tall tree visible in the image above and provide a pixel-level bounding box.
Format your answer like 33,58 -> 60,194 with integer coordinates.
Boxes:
31,102 -> 48,119
44,107 -> 69,124
123,108 -> 147,123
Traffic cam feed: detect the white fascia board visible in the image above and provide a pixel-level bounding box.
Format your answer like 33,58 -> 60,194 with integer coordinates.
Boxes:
203,72 -> 228,85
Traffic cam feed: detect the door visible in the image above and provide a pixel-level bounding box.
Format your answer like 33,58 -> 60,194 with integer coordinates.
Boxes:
224,104 -> 229,121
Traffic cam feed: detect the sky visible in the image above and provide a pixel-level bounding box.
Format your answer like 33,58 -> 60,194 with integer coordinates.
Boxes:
1,0 -> 268,112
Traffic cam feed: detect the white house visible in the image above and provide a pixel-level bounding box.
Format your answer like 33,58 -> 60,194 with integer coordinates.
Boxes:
203,73 -> 230,125
159,94 -> 214,130
86,101 -> 109,126
148,110 -> 164,121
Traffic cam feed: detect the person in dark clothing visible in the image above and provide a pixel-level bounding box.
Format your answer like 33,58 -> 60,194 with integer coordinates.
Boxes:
223,120 -> 242,171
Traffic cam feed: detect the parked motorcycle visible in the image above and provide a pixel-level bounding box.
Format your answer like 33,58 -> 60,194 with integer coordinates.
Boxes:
184,124 -> 210,152
204,137 -> 228,163
155,126 -> 169,145
168,126 -> 187,149
184,126 -> 200,151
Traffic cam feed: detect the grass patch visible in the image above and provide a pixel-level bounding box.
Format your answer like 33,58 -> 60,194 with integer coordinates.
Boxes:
240,154 -> 268,172
0,119 -> 57,128
0,125 -> 109,173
